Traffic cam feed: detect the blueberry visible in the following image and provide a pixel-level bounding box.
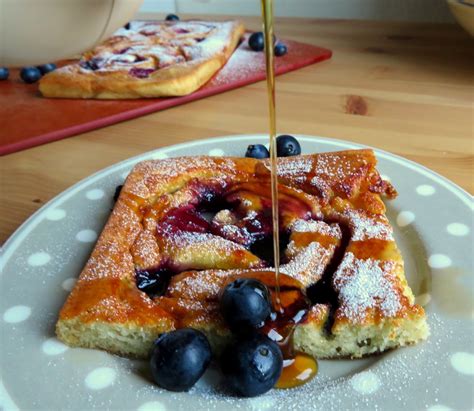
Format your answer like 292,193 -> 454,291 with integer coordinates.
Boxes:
150,328 -> 212,391
274,43 -> 288,57
220,334 -> 283,397
20,67 -> 42,84
37,63 -> 57,75
220,278 -> 272,331
124,22 -> 131,30
276,134 -> 301,157
136,268 -> 171,298
248,32 -> 264,52
0,67 -> 9,80
113,184 -> 123,202
245,144 -> 270,159
165,14 -> 180,21
79,58 -> 102,71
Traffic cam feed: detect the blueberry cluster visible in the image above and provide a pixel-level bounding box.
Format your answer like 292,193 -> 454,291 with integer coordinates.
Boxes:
149,279 -> 282,397
0,64 -> 57,83
248,31 -> 288,57
245,134 -> 302,159
219,278 -> 282,397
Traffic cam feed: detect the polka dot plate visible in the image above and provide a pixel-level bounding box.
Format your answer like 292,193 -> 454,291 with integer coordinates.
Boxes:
1,135 -> 473,411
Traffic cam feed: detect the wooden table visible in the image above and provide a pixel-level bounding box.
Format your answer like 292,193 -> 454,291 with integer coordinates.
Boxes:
1,16 -> 473,244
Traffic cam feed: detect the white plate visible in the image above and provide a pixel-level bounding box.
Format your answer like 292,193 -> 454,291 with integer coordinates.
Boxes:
1,135 -> 473,411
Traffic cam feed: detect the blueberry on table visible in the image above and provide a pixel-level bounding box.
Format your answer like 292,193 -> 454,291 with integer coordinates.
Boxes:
37,63 -> 57,75
245,144 -> 270,159
248,32 -> 265,52
0,67 -> 9,80
276,134 -> 301,157
220,278 -> 272,331
150,328 -> 212,392
165,14 -> 180,21
274,43 -> 288,57
20,67 -> 42,83
220,334 -> 283,397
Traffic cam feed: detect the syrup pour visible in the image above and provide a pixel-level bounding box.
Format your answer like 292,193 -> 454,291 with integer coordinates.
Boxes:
260,0 -> 318,388
261,0 -> 281,313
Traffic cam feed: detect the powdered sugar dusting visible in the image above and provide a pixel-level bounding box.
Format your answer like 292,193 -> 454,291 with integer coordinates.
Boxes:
314,154 -> 354,180
276,157 -> 313,178
213,36 -> 266,85
129,157 -> 236,197
145,157 -> 236,180
344,209 -> 394,242
310,176 -> 331,201
334,252 -> 401,321
290,219 -> 342,239
73,20 -> 238,75
182,22 -> 235,61
280,242 -> 333,286
170,231 -> 247,256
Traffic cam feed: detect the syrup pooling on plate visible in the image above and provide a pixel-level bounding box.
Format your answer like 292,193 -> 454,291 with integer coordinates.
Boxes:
254,271 -> 318,388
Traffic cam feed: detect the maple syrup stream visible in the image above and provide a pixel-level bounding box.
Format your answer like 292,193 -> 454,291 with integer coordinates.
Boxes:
260,0 -> 318,388
261,0 -> 281,312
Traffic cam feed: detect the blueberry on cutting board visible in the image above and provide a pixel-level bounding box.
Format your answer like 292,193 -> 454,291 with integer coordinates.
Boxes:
274,43 -> 288,57
20,67 -> 42,84
0,67 -> 9,80
150,328 -> 212,391
37,63 -> 57,75
248,32 -> 265,52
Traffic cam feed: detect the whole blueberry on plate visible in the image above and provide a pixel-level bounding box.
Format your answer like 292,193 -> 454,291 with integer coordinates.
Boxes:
150,328 -> 212,392
37,63 -> 57,75
245,144 -> 270,159
276,134 -> 301,157
124,22 -> 131,30
165,14 -> 180,21
20,67 -> 42,84
220,278 -> 272,331
0,67 -> 9,80
248,32 -> 264,52
220,334 -> 283,397
274,43 -> 288,57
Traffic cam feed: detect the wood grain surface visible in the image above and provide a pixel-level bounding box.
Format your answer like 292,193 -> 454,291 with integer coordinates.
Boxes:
1,16 -> 473,245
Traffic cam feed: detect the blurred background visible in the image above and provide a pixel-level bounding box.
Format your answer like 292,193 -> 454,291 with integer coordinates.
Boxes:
139,0 -> 455,22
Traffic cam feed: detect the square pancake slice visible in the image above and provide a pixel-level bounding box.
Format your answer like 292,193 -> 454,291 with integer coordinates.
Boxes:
39,20 -> 245,99
56,150 -> 429,359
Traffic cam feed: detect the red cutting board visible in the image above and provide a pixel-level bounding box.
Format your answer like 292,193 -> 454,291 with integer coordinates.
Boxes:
0,37 -> 331,155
